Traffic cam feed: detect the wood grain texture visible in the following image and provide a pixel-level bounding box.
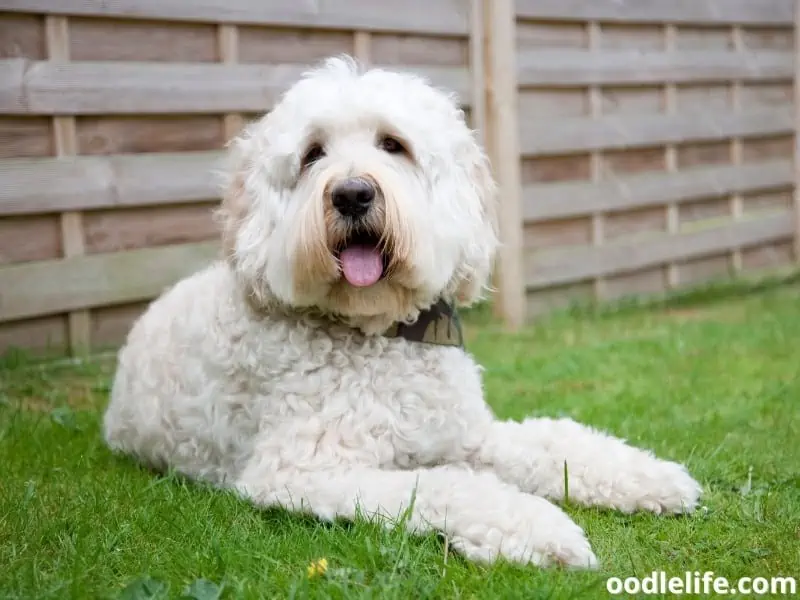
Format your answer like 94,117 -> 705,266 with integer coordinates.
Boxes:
0,214 -> 61,265
90,302 -> 149,349
794,0 -> 800,260
527,212 -> 794,289
238,27 -> 354,64
516,0 -> 793,25
0,12 -> 45,59
0,151 -> 223,215
664,23 -> 680,289
4,51 -> 785,115
69,17 -> 218,62
0,0 -> 471,35
45,13 -> 90,354
524,160 -> 792,221
0,59 -> 470,114
517,49 -> 793,86
0,241 -> 220,322
3,0 -> 789,29
0,116 -> 54,158
83,204 -> 218,254
586,21 -> 604,300
483,0 -> 525,328
522,109 -> 793,156
0,314 -> 67,355
4,153 -> 791,221
76,115 -> 225,155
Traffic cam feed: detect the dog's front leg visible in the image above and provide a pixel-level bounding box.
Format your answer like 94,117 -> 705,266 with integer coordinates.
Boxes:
234,460 -> 598,569
475,417 -> 702,515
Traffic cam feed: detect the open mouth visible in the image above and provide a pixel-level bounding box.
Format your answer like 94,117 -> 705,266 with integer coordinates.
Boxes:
336,229 -> 389,288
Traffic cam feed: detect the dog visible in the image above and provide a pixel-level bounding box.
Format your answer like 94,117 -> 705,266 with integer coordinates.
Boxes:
103,56 -> 702,568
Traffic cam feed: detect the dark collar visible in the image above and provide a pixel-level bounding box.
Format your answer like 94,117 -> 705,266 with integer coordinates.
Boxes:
382,299 -> 464,348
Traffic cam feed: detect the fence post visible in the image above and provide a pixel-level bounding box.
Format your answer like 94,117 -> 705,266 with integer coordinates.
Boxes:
482,0 -> 526,330
794,0 -> 800,263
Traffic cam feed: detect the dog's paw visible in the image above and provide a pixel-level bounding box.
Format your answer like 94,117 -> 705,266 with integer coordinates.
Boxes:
632,459 -> 703,515
590,455 -> 702,515
451,495 -> 599,569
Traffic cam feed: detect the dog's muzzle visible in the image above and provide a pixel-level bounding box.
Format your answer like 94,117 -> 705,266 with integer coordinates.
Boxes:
330,177 -> 389,288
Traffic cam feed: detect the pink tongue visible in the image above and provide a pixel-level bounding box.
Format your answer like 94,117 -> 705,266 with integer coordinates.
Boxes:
340,244 -> 383,287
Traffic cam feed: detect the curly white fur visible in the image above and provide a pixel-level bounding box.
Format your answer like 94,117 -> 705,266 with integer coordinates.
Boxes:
103,56 -> 702,569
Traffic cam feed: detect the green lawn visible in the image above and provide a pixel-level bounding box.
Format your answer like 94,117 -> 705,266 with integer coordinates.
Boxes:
1,280 -> 799,599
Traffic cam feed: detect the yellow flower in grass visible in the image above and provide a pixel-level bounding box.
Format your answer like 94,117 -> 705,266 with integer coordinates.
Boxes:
307,557 -> 328,579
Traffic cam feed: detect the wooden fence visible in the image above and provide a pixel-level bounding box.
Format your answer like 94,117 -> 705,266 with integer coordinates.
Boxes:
0,0 -> 797,355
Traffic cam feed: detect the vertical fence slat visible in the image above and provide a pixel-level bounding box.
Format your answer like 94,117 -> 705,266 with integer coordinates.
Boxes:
353,31 -> 371,66
483,0 -> 525,329
45,15 -> 90,355
794,0 -> 800,262
730,26 -> 744,273
218,24 -> 245,141
664,25 -> 680,289
470,0 -> 486,148
587,22 -> 606,301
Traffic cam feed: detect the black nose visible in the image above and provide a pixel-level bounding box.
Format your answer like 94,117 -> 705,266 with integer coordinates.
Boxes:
331,178 -> 375,218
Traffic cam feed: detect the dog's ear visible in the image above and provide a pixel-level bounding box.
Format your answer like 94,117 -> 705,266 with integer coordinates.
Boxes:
452,138 -> 500,307
214,126 -> 284,309
215,133 -> 253,266
218,172 -> 248,264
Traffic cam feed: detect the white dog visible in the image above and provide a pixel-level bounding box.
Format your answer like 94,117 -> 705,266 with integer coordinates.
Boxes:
103,56 -> 701,569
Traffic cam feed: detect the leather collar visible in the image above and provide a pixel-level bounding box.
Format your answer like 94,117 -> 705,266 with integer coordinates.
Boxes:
382,299 -> 464,348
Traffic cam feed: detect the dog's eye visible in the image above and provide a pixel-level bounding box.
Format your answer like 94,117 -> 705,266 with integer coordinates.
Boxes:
302,144 -> 325,168
379,136 -> 406,155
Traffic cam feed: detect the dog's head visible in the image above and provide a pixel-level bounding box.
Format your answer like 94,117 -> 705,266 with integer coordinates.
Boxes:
218,56 -> 498,333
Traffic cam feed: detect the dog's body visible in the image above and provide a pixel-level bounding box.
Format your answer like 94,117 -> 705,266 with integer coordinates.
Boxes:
104,57 -> 701,568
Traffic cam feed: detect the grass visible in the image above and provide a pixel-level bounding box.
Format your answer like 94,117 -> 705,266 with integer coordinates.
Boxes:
1,280 -> 799,599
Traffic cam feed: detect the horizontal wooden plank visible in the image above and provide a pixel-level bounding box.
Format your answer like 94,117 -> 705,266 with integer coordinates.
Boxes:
524,160 -> 793,222
0,151 -> 224,215
516,0 -> 794,25
0,241 -> 220,322
522,109 -> 793,156
527,212 -> 794,289
0,0 -> 470,35
518,50 -> 793,87
6,0 -> 787,29
0,59 -> 470,115
2,154 -> 794,221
